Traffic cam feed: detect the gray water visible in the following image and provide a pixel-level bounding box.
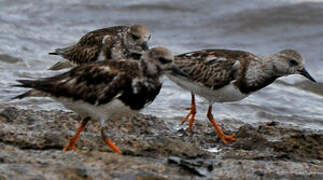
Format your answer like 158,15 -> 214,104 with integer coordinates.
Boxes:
1,0 -> 322,130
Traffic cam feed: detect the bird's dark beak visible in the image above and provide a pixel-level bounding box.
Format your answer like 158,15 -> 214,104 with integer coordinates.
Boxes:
170,65 -> 188,78
298,68 -> 317,83
142,42 -> 149,51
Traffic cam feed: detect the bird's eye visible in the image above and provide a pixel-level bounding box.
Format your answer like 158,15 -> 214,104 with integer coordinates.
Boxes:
289,59 -> 298,66
158,57 -> 171,64
131,34 -> 140,40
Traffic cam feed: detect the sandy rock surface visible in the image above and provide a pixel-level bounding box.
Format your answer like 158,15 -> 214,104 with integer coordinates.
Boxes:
0,105 -> 322,180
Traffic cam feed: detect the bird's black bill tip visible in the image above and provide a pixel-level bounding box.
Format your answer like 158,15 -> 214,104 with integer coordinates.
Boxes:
298,68 -> 317,83
170,66 -> 188,78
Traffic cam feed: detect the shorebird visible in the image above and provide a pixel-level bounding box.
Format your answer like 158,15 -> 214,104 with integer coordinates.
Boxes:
48,24 -> 151,70
167,49 -> 317,143
13,47 -> 186,153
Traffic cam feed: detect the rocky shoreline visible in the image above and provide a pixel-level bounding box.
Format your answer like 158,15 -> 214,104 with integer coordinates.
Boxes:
0,104 -> 322,180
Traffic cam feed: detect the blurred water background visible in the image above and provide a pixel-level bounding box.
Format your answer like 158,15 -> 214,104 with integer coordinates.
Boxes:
0,0 -> 322,129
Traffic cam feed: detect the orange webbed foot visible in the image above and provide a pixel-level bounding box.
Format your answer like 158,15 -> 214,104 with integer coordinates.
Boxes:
63,136 -> 77,152
181,93 -> 196,131
101,128 -> 122,154
218,133 -> 236,144
207,105 -> 237,144
103,138 -> 122,154
181,107 -> 196,131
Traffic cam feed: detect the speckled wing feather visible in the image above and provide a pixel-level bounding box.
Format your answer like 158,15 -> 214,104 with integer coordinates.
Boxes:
174,49 -> 255,89
78,26 -> 127,46
58,45 -> 102,64
16,61 -> 137,105
52,26 -> 128,64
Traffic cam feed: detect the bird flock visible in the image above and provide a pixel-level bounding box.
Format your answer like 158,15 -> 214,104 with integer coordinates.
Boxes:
13,24 -> 317,153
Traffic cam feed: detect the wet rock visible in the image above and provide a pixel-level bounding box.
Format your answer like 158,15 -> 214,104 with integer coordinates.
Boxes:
56,167 -> 92,180
0,107 -> 19,123
273,133 -> 323,160
0,105 -> 322,179
168,156 -> 214,177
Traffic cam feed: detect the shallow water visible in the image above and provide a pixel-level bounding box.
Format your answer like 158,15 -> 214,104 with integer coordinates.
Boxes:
0,0 -> 322,129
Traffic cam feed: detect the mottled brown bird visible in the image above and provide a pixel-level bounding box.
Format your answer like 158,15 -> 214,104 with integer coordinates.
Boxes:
48,24 -> 151,70
13,47 -> 187,153
168,49 -> 316,143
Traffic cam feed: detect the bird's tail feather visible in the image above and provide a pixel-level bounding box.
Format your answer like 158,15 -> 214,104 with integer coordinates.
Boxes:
48,51 -> 58,55
12,90 -> 33,99
48,46 -> 73,56
48,47 -> 64,55
48,61 -> 75,71
12,89 -> 47,100
14,80 -> 37,88
11,80 -> 47,100
49,48 -> 62,55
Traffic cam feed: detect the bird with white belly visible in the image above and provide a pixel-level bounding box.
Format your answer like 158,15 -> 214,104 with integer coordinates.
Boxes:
13,47 -> 186,153
168,49 -> 317,143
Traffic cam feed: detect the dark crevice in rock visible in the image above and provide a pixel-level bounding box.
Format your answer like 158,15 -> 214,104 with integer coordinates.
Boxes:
0,140 -> 63,151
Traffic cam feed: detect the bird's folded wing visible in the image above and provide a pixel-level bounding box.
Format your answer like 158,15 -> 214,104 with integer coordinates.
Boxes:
175,50 -> 244,89
18,63 -> 130,105
78,26 -> 126,46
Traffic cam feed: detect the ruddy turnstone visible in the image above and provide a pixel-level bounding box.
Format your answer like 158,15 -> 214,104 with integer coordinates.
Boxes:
48,24 -> 151,70
168,49 -> 317,143
13,47 -> 186,153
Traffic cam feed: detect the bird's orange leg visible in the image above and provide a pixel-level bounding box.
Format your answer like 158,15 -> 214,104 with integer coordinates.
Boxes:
181,93 -> 196,131
63,117 -> 90,152
207,105 -> 236,144
101,127 -> 122,153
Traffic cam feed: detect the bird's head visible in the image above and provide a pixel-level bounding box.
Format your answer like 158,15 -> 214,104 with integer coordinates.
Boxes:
126,24 -> 151,58
272,49 -> 316,83
141,47 -> 187,77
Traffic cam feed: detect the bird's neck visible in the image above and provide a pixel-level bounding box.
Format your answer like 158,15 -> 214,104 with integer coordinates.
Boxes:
122,30 -> 130,49
140,60 -> 161,79
237,56 -> 279,94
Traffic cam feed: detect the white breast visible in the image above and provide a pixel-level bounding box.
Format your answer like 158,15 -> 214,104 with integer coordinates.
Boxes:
167,75 -> 249,103
54,97 -> 137,127
97,49 -> 105,61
